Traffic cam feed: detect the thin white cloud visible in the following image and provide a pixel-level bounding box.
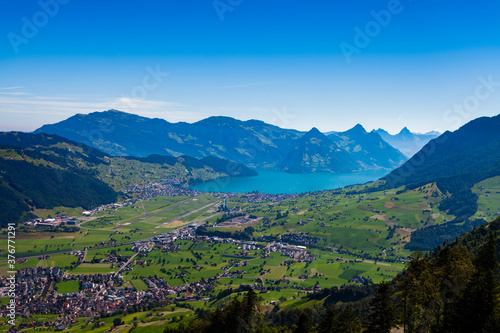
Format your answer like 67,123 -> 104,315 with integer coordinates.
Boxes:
32,96 -> 79,100
0,86 -> 23,90
0,91 -> 27,95
0,93 -> 204,130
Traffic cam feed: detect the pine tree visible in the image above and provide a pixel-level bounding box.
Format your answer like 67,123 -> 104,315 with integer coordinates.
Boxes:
293,311 -> 312,333
337,306 -> 362,333
367,282 -> 396,333
317,307 -> 339,333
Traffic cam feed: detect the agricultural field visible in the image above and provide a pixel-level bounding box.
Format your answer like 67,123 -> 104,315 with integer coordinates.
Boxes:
0,180 -> 469,332
206,183 -> 452,258
0,184 -> 438,278
121,239 -> 404,295
472,176 -> 500,221
0,195 -> 220,264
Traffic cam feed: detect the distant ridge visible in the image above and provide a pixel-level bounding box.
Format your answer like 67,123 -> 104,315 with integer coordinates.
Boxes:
374,127 -> 439,157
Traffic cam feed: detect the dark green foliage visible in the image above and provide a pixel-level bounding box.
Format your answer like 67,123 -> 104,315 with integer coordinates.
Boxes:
0,132 -> 118,226
201,156 -> 258,177
309,284 -> 376,307
367,282 -> 395,333
335,307 -> 363,333
0,158 -> 117,227
126,154 -> 257,177
406,218 -> 486,251
0,131 -> 109,163
293,312 -> 312,333
113,318 -> 124,327
384,114 -> 500,194
165,288 -> 263,333
394,222 -> 500,333
446,216 -> 500,258
316,307 -> 362,333
1,158 -> 117,209
316,308 -> 339,333
445,233 -> 500,333
0,181 -> 35,225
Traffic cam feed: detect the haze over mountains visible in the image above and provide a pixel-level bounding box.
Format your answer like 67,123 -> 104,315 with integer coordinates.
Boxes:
374,127 -> 440,157
35,110 -> 411,174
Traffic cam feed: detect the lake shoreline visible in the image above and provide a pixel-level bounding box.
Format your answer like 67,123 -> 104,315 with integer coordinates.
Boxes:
190,168 -> 391,194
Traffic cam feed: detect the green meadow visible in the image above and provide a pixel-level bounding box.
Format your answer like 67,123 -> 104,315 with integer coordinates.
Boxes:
472,176 -> 500,221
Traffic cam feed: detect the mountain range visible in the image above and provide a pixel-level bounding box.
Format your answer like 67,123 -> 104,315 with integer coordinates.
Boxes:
35,110 -> 409,173
374,127 -> 440,157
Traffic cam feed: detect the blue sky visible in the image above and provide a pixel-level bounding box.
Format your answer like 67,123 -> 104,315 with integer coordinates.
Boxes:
1,0 -> 500,133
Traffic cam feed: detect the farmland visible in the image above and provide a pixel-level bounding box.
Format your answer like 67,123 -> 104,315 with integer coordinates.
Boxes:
1,179 -> 497,332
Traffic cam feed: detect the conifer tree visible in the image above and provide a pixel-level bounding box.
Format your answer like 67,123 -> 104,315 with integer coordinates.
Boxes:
367,282 -> 396,333
294,311 -> 312,333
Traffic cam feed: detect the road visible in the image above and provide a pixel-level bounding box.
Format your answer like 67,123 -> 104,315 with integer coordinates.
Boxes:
81,247 -> 88,262
115,252 -> 139,277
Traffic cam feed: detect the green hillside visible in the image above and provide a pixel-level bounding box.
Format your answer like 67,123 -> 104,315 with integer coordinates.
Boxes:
0,132 -> 256,226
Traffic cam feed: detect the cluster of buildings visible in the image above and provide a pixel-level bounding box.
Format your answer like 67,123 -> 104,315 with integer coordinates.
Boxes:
81,200 -> 134,217
123,178 -> 201,200
24,216 -> 79,227
266,242 -> 315,262
131,242 -> 154,252
236,192 -> 297,203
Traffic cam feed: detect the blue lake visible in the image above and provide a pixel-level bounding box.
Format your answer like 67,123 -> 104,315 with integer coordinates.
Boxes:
190,169 -> 390,194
